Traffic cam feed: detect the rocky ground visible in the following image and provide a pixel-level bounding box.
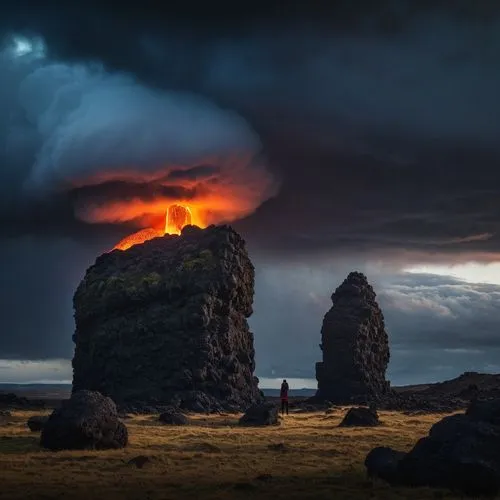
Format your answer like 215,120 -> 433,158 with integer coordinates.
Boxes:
0,406 -> 471,500
3,370 -> 499,415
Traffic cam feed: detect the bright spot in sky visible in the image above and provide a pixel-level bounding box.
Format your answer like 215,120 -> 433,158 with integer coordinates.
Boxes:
405,263 -> 500,286
13,37 -> 33,56
8,35 -> 46,59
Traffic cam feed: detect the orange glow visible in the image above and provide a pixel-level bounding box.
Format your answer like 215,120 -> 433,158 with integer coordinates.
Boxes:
112,203 -> 204,251
84,156 -> 277,253
113,227 -> 164,251
165,204 -> 192,235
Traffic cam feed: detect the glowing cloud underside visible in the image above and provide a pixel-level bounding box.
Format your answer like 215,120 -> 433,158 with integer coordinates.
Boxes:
2,33 -> 278,250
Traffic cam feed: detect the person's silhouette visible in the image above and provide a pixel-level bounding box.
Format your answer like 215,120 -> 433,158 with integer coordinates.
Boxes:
280,379 -> 289,415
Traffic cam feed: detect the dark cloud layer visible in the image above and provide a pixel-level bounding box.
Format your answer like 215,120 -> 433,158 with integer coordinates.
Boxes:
0,1 -> 499,260
1,1 -> 500,377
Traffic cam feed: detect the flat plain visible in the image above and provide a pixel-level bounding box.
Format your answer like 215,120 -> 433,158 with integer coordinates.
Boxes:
0,407 -> 479,499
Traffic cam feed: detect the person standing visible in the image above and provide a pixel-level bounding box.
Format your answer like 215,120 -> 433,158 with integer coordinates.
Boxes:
280,379 -> 289,415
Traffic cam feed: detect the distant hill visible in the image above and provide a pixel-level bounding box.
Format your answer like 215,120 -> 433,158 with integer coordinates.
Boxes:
417,371 -> 500,397
2,371 -> 500,402
0,383 -> 316,400
261,388 -> 315,398
0,383 -> 71,400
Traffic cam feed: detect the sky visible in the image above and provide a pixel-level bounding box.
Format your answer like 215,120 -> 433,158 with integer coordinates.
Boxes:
1,1 -> 500,387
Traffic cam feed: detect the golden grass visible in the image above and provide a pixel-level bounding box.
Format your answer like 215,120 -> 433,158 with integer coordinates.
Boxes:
0,408 -> 482,499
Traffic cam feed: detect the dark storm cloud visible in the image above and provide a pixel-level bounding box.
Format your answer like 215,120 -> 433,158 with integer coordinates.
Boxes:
0,32 -> 275,239
1,1 -> 499,259
1,1 -> 500,370
0,236 -> 104,359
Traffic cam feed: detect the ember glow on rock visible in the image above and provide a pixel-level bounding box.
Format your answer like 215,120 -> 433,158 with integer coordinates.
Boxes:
113,227 -> 164,252
113,204 -> 201,251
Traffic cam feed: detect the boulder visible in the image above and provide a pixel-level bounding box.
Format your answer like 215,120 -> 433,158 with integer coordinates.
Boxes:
40,390 -> 128,451
315,272 -> 390,403
239,402 -> 279,426
339,407 -> 380,427
367,398 -> 500,496
0,392 -> 43,409
27,415 -> 49,432
72,225 -> 262,413
159,408 -> 189,425
465,398 -> 500,424
364,447 -> 405,482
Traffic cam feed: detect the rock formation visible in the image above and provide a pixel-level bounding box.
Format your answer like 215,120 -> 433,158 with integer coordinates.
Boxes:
159,408 -> 189,425
0,392 -> 44,410
366,398 -> 500,496
365,446 -> 406,482
27,415 -> 49,432
315,271 -> 390,403
338,406 -> 380,427
72,224 -> 262,412
40,390 -> 127,450
239,402 -> 280,426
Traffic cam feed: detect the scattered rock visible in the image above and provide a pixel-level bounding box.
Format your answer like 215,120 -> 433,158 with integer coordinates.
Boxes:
0,410 -> 11,417
367,398 -> 500,496
239,402 -> 279,426
27,415 -> 49,432
465,398 -> 500,424
375,392 -> 468,413
183,442 -> 221,453
159,408 -> 189,426
72,225 -> 263,413
267,442 -> 289,452
314,272 -> 390,403
339,407 -> 380,427
364,446 -> 405,482
0,392 -> 44,410
127,455 -> 151,469
255,474 -> 273,482
233,482 -> 257,491
40,390 -> 128,451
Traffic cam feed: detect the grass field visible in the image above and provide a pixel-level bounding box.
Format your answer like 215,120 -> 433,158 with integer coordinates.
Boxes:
0,407 -> 478,499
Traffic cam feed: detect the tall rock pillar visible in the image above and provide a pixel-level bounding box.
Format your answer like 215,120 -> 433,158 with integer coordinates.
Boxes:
315,271 -> 390,402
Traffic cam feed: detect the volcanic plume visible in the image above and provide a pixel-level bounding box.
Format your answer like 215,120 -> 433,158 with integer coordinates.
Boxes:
1,36 -> 277,247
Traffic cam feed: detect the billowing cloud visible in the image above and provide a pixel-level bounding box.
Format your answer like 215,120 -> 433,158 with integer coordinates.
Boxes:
0,34 -> 277,237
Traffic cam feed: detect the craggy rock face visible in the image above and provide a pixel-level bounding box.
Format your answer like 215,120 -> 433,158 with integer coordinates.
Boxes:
72,224 -> 262,412
315,271 -> 390,403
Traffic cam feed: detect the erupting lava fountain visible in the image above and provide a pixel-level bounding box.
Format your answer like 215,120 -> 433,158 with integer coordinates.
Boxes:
113,204 -> 196,251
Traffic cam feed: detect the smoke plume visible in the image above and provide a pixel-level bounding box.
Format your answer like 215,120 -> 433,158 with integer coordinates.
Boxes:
0,34 -> 278,232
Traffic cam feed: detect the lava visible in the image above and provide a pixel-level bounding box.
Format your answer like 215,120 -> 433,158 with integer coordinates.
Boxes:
165,204 -> 192,235
113,227 -> 164,252
113,204 -> 200,251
